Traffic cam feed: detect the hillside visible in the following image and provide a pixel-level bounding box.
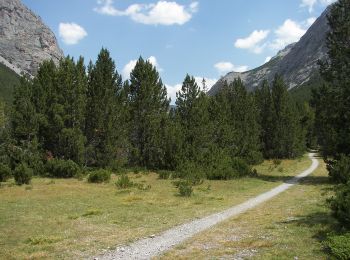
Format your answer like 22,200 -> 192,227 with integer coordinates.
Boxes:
209,7 -> 329,94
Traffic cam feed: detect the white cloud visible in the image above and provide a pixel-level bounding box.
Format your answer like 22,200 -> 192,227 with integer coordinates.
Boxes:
94,0 -> 198,26
301,0 -> 337,13
59,23 -> 87,45
214,62 -> 248,75
305,17 -> 317,27
166,76 -> 217,104
269,19 -> 306,50
165,83 -> 182,104
122,56 -> 162,79
264,56 -> 272,63
234,30 -> 270,54
194,77 -> 217,91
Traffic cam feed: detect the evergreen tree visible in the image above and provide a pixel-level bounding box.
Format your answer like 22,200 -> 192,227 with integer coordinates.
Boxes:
85,48 -> 123,167
255,80 -> 275,158
271,75 -> 304,158
229,79 -> 262,164
176,75 -> 212,164
127,57 -> 169,169
314,0 -> 350,157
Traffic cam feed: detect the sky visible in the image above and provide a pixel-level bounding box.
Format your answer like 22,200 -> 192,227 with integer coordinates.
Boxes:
22,0 -> 335,103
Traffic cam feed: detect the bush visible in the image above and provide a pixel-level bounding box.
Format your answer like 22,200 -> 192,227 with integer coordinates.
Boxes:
324,233 -> 350,260
178,181 -> 193,197
14,163 -> 32,185
206,155 -> 252,180
176,161 -> 205,185
0,163 -> 11,182
88,169 -> 111,183
115,174 -> 134,189
158,170 -> 173,179
46,159 -> 80,178
328,155 -> 350,184
330,181 -> 350,228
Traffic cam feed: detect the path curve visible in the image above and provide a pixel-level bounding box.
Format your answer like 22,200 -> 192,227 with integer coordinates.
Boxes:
96,153 -> 319,260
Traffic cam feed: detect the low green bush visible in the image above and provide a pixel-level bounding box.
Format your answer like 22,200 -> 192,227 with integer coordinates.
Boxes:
115,174 -> 134,189
327,155 -> 350,184
330,181 -> 350,228
324,233 -> 350,260
0,163 -> 11,182
14,163 -> 32,185
158,170 -> 173,179
176,161 -> 205,185
88,169 -> 111,183
178,181 -> 193,197
46,159 -> 80,178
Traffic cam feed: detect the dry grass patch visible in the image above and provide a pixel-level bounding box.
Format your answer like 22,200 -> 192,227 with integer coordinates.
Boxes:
159,159 -> 334,260
0,155 -> 312,259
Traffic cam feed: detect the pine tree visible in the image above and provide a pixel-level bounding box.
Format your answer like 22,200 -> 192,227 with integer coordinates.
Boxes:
255,80 -> 275,158
127,57 -> 170,169
175,74 -> 211,164
229,79 -> 262,164
314,0 -> 350,157
271,75 -> 304,158
85,48 -> 123,167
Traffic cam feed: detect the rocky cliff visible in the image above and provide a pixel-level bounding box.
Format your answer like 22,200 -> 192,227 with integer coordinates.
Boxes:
209,7 -> 330,94
0,0 -> 64,76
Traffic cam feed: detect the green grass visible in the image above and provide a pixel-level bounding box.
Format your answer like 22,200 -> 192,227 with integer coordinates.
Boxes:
160,159 -> 334,260
0,155 -> 312,259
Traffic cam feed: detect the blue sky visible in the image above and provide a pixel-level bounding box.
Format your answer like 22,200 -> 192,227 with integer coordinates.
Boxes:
22,0 -> 335,102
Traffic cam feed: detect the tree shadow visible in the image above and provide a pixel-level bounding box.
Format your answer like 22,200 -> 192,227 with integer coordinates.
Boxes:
254,174 -> 331,186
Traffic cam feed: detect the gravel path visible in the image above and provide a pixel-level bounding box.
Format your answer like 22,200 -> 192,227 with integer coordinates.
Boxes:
96,153 -> 319,260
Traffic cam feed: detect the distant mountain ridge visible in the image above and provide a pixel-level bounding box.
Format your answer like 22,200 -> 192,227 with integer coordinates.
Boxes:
209,7 -> 330,94
0,0 -> 64,76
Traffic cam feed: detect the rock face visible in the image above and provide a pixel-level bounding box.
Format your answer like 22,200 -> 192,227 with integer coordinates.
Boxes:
0,0 -> 64,76
209,7 -> 330,95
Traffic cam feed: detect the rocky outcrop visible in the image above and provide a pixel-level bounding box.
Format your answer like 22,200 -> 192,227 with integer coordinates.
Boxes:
209,7 -> 330,94
0,0 -> 64,76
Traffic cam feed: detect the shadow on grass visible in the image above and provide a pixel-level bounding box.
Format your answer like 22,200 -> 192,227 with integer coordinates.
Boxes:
279,211 -> 338,254
253,174 -> 330,186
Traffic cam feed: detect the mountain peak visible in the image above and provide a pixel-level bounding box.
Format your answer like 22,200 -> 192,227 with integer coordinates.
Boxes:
209,7 -> 330,95
0,0 -> 64,76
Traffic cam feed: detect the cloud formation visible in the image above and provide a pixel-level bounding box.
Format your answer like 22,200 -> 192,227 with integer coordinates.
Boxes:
269,19 -> 307,50
122,56 -> 162,79
59,23 -> 87,45
94,0 -> 198,26
166,76 -> 217,104
234,30 -> 270,54
300,0 -> 337,13
214,62 -> 248,74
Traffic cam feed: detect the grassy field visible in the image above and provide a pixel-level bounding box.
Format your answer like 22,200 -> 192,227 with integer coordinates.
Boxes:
0,155 -> 315,259
160,159 -> 334,259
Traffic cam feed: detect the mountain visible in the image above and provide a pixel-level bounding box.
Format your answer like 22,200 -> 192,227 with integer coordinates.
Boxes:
209,7 -> 330,95
0,0 -> 64,76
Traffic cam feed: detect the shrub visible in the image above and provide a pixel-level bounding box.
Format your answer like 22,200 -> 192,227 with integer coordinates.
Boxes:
231,157 -> 252,177
14,163 -> 32,185
46,159 -> 80,178
88,169 -> 111,183
178,181 -> 193,197
324,233 -> 350,260
206,155 -> 252,180
115,174 -> 134,189
327,155 -> 350,184
0,163 -> 11,182
158,170 -> 173,179
330,181 -> 350,228
176,161 -> 205,185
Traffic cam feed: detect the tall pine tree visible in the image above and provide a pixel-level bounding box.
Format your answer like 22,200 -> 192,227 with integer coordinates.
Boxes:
127,57 -> 169,169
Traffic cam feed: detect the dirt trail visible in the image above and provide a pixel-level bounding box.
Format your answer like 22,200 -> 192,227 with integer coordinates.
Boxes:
96,153 -> 319,260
